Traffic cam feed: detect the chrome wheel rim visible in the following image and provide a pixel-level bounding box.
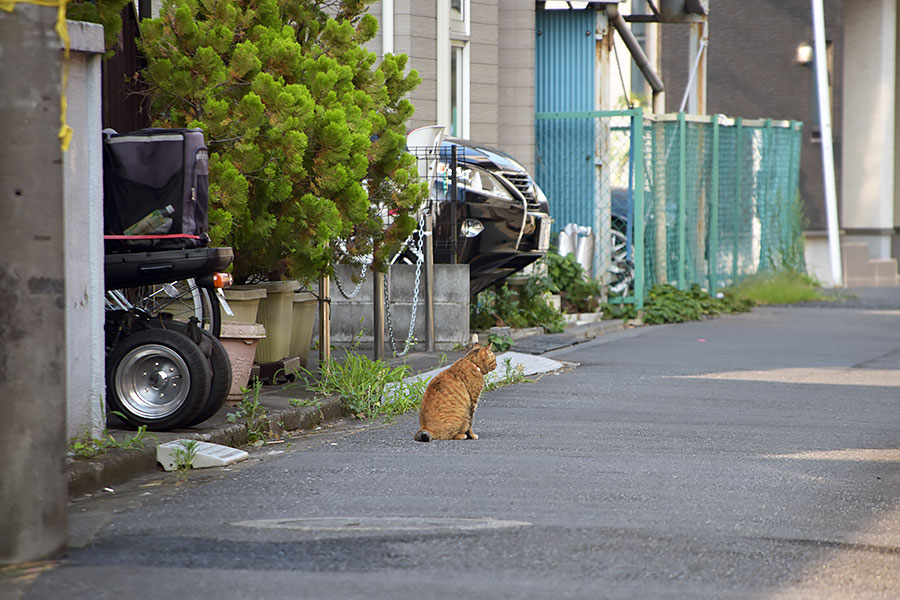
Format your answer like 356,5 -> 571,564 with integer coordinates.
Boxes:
114,344 -> 191,420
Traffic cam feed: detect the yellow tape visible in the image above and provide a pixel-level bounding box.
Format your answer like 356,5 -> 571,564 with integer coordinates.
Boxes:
1,0 -> 72,151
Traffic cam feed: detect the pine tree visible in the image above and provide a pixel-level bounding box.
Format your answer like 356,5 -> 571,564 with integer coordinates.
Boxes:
138,0 -> 425,283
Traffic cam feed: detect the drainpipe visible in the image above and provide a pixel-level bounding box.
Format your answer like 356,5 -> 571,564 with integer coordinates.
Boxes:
606,4 -> 665,97
382,0 -> 393,56
811,0 -> 842,286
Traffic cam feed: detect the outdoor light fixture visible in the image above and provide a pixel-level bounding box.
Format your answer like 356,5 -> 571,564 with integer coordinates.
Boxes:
544,1 -> 570,9
796,42 -> 813,65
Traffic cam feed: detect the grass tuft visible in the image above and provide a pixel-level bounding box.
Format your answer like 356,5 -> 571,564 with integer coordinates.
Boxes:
731,270 -> 829,305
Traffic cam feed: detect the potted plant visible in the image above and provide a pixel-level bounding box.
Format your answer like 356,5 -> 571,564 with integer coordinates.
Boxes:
138,0 -> 426,362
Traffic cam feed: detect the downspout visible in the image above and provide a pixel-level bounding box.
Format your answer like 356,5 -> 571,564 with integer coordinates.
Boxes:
811,0 -> 842,286
606,4 -> 665,96
382,0 -> 393,56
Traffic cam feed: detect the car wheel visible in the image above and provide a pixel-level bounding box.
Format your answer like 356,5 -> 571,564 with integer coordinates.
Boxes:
107,328 -> 211,430
608,228 -> 634,296
140,319 -> 232,427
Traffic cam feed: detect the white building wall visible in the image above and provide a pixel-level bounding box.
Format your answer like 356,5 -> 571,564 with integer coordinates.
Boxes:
841,0 -> 896,260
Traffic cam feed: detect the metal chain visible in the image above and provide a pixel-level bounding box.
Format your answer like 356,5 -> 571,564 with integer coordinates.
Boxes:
385,218 -> 426,357
333,261 -> 369,299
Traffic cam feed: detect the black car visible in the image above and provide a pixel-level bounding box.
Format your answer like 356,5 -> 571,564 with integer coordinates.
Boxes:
406,138 -> 552,296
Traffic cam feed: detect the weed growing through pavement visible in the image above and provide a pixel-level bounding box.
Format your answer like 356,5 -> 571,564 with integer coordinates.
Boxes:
227,379 -> 268,445
172,440 -> 199,481
484,358 -> 531,392
295,351 -> 427,421
68,414 -> 157,459
486,333 -> 514,352
288,398 -> 322,409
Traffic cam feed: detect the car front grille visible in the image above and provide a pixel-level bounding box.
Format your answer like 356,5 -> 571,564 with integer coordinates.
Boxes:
499,171 -> 541,210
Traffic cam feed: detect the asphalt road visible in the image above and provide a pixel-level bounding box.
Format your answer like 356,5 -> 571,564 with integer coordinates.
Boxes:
14,301 -> 900,599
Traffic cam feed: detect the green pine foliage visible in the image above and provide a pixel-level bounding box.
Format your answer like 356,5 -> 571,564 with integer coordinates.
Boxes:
138,0 -> 426,283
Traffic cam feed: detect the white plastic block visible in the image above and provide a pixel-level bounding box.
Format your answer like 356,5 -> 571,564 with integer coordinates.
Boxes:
157,439 -> 249,472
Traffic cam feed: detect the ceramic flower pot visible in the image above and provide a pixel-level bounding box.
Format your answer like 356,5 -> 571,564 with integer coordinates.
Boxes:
254,280 -> 298,363
290,291 -> 318,367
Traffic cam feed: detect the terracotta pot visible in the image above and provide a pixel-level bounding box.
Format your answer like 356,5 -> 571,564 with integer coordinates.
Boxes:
219,322 -> 266,400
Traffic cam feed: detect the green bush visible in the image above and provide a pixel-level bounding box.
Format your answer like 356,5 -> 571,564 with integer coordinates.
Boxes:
138,0 -> 426,283
470,281 -> 566,334
540,251 -> 604,313
602,283 -> 754,325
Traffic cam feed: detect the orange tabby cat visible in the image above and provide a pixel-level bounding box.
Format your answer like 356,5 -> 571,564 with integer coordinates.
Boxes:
414,343 -> 497,442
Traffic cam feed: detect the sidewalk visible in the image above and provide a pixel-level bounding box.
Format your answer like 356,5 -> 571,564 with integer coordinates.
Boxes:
67,318 -> 626,498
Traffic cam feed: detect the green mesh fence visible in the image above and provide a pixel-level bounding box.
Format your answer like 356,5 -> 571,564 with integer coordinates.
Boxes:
535,109 -> 804,310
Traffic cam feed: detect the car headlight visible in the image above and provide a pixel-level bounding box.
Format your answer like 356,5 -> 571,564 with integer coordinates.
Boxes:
533,182 -> 549,207
460,218 -> 484,238
456,165 -> 513,201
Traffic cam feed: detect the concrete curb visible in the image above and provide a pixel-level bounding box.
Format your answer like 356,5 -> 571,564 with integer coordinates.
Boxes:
66,318 -> 627,498
67,397 -> 344,498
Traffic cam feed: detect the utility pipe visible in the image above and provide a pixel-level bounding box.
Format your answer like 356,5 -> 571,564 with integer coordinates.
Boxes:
382,0 -> 393,56
606,4 -> 665,94
811,0 -> 842,286
679,28 -> 707,113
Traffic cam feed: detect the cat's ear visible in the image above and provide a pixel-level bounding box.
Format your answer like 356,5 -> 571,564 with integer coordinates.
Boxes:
486,341 -> 494,351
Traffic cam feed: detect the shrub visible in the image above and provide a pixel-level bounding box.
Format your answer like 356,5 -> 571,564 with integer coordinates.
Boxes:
138,0 -> 426,283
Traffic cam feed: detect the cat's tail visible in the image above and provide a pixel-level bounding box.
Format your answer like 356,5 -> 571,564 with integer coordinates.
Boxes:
414,429 -> 432,443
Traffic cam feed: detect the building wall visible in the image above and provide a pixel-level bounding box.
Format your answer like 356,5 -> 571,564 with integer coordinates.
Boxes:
370,0 -> 535,171
841,0 -> 896,260
661,0 -> 844,234
498,0 -> 536,172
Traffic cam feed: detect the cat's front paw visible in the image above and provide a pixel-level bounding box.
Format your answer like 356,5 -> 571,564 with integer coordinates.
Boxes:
468,432 -> 479,440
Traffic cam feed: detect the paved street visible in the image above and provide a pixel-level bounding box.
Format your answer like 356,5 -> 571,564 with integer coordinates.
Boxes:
12,299 -> 900,599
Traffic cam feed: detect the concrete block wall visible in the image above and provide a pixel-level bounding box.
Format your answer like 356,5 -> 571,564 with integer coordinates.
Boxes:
322,264 -> 470,352
842,241 -> 899,287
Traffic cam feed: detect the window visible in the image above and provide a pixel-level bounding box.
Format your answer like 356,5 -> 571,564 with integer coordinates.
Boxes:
451,0 -> 464,22
439,0 -> 469,137
451,45 -> 464,136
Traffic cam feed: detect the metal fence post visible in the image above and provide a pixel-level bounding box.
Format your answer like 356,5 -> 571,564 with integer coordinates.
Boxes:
732,117 -> 743,282
709,114 -> 720,293
318,276 -> 331,367
759,119 -> 773,270
633,107 -> 646,311
450,144 -> 458,264
678,111 -> 687,289
424,211 -> 435,352
373,269 -> 384,361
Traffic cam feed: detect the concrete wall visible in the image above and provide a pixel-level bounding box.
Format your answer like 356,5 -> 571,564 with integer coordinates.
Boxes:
65,21 -> 107,439
0,2 -> 69,564
324,264 -> 470,351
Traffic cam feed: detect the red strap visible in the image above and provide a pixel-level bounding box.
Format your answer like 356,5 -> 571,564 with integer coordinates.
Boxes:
104,234 -> 202,240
